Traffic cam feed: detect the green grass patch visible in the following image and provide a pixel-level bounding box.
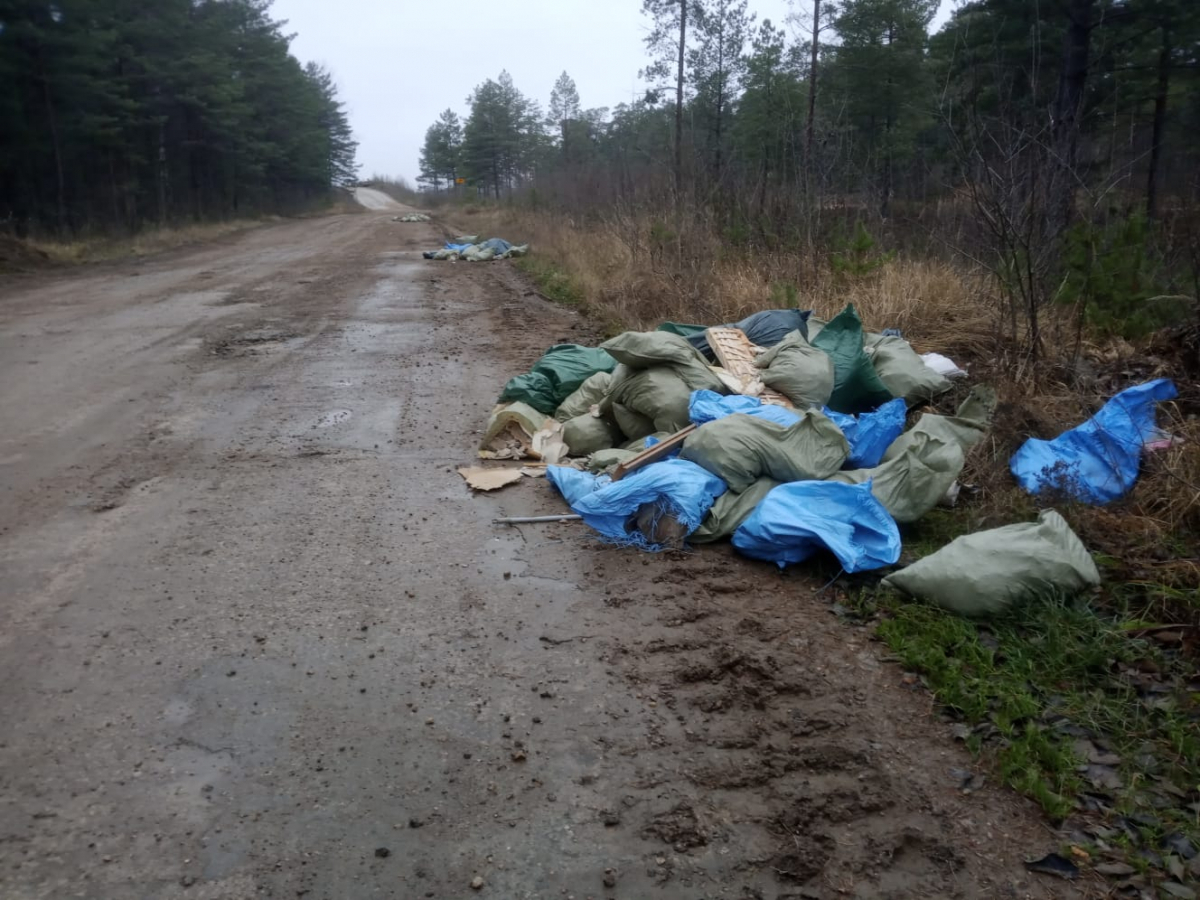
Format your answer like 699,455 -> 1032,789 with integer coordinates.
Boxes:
864,583 -> 1200,852
515,256 -> 584,307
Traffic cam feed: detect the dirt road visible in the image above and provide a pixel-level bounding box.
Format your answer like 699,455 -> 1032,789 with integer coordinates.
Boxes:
0,208 -> 1071,899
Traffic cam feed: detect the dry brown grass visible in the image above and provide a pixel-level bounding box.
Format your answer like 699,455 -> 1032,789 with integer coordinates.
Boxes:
18,217 -> 280,267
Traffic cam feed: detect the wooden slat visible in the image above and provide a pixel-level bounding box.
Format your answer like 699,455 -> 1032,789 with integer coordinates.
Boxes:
611,425 -> 697,481
706,327 -> 795,408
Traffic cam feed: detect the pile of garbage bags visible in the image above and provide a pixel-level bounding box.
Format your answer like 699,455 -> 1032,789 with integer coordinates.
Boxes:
480,304 -> 1178,616
393,213 -> 431,222
423,236 -> 529,261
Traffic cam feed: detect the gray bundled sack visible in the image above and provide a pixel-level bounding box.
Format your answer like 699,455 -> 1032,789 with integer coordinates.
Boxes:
562,412 -> 623,456
679,411 -> 849,492
883,510 -> 1100,616
691,478 -> 781,544
555,372 -> 613,422
609,366 -> 695,433
883,385 -> 996,462
828,431 -> 964,523
754,330 -> 835,408
600,331 -> 725,392
869,336 -> 952,405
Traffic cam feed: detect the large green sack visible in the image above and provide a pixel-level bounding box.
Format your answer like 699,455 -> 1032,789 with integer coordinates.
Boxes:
679,411 -> 850,492
810,305 -> 894,414
562,412 -> 623,456
609,365 -> 695,433
883,510 -> 1100,616
612,403 -> 656,441
555,372 -> 613,422
828,431 -> 964,523
869,336 -> 952,405
500,344 -> 617,415
755,330 -> 835,408
600,331 -> 725,392
691,478 -> 781,544
882,385 -> 996,462
657,322 -> 709,339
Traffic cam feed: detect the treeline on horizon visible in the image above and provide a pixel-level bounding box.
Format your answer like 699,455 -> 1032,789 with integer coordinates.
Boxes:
416,0 -> 1199,347
0,0 -> 359,237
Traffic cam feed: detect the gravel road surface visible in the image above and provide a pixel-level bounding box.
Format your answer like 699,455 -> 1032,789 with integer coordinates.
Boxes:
0,208 -> 1073,899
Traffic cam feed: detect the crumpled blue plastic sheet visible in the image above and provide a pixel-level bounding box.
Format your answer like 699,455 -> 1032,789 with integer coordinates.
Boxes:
1010,378 -> 1178,505
823,398 -> 907,469
688,390 -> 801,427
546,458 -> 727,550
731,480 -> 901,571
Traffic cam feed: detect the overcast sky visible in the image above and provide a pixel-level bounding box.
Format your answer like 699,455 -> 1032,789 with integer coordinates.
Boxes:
272,0 -> 955,184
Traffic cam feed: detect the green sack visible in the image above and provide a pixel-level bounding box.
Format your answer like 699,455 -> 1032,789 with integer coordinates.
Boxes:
691,478 -> 781,544
810,304 -> 894,414
869,336 -> 952,405
612,403 -> 656,441
679,411 -> 850,492
883,510 -> 1100,616
828,431 -> 964,523
587,448 -> 639,473
755,330 -> 835,408
555,372 -> 613,422
882,385 -> 995,462
501,344 -> 617,415
610,366 -> 694,433
562,412 -> 623,456
600,331 -> 724,392
656,322 -> 709,339
498,372 -> 558,415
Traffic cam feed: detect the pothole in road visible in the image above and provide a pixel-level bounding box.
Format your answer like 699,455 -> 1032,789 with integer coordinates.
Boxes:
313,409 -> 352,428
210,328 -> 299,357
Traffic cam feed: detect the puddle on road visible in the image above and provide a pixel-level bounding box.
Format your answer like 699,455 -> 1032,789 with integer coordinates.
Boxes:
313,409 -> 352,428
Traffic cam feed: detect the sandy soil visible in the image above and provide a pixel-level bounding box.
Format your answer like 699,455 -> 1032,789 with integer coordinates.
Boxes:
0,208 -> 1077,899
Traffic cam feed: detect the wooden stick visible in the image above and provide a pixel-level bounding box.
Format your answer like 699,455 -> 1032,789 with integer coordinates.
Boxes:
611,424 -> 697,481
493,515 -> 582,525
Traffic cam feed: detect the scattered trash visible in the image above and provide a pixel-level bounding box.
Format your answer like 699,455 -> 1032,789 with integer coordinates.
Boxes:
458,466 -> 523,492
392,213 -> 430,222
471,306 -> 1014,578
883,510 -> 1100,616
422,236 -> 529,260
1010,378 -> 1178,505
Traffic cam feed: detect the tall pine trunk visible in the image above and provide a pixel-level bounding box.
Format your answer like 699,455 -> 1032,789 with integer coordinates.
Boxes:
806,0 -> 821,180
1146,24 -> 1171,222
674,0 -> 687,223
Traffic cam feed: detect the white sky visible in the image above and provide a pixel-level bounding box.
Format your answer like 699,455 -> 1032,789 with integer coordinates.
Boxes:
272,0 -> 955,183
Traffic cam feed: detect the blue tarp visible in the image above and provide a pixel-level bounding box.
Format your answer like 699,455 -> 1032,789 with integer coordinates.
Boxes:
731,480 -> 902,571
823,398 -> 908,468
546,458 -> 727,549
1010,378 -> 1178,505
688,390 -> 801,427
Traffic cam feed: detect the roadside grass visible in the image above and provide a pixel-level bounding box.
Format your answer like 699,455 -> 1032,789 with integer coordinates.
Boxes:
16,217 -> 279,267
514,255 -> 584,307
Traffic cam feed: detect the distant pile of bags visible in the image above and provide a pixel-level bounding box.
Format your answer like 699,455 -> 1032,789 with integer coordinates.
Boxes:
481,305 -> 1177,616
423,236 -> 529,261
394,213 -> 431,222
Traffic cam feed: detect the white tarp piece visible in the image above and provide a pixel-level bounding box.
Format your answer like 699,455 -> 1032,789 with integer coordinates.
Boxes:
921,352 -> 968,379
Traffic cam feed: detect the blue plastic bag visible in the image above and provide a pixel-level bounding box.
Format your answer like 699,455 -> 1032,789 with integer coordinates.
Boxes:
732,480 -> 901,571
1010,378 -> 1177,505
823,398 -> 907,468
547,458 -> 727,549
688,390 -> 802,427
